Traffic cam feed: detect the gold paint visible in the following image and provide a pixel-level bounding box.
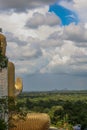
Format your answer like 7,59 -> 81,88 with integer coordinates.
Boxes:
8,62 -> 15,97
10,113 -> 50,130
15,77 -> 23,96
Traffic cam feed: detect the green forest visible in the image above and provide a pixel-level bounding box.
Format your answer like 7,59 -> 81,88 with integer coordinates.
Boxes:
0,91 -> 87,129
17,91 -> 87,130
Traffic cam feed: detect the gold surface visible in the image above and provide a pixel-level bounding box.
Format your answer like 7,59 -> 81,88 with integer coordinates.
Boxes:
15,77 -> 23,96
10,113 -> 50,130
8,62 -> 15,97
8,62 -> 23,96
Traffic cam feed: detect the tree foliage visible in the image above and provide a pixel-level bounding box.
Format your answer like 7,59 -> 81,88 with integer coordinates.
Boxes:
18,91 -> 87,129
0,119 -> 7,130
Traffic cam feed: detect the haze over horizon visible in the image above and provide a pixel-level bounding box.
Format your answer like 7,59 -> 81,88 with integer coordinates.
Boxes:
0,0 -> 87,91
22,73 -> 87,91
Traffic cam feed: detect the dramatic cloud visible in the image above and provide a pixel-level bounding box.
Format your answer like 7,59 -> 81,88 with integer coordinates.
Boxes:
0,0 -> 87,79
0,0 -> 87,91
5,23 -> 87,76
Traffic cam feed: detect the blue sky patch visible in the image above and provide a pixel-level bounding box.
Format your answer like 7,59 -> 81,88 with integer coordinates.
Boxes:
49,3 -> 79,26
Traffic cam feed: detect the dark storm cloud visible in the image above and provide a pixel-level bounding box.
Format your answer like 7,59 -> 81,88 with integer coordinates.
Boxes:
0,0 -> 57,12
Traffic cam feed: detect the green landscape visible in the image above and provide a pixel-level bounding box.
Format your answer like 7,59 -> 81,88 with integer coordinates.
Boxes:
0,90 -> 87,129
16,90 -> 87,130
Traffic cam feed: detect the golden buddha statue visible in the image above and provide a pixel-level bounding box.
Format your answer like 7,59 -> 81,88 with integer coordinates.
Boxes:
0,29 -> 22,97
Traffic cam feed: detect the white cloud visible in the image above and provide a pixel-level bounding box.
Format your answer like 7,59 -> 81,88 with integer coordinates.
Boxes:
7,41 -> 42,61
62,23 -> 87,45
58,0 -> 74,11
40,40 -> 87,74
25,12 -> 61,28
73,0 -> 87,22
0,1 -> 87,77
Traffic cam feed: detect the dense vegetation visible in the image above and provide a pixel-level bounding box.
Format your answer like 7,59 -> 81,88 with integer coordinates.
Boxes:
0,91 -> 87,129
0,97 -> 26,130
18,91 -> 87,130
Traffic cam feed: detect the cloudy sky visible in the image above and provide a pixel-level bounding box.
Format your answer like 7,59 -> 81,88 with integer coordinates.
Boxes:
0,0 -> 87,91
